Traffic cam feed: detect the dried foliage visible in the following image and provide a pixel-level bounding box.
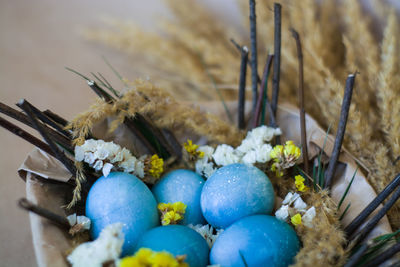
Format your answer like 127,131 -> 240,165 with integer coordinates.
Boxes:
80,0 -> 400,265
67,79 -> 244,149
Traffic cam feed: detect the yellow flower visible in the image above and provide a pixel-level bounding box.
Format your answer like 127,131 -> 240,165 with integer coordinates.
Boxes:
148,154 -> 164,178
291,213 -> 302,226
157,202 -> 187,226
119,248 -> 188,267
270,141 -> 301,177
183,139 -> 204,159
284,141 -> 301,159
295,175 -> 308,192
270,145 -> 284,160
150,251 -> 181,267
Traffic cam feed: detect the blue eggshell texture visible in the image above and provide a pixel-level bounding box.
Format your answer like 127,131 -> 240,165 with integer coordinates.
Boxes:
86,172 -> 159,256
152,169 -> 206,225
210,215 -> 300,267
200,163 -> 275,229
135,225 -> 210,267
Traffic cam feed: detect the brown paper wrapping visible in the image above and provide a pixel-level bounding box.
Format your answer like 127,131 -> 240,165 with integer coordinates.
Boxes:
18,103 -> 391,267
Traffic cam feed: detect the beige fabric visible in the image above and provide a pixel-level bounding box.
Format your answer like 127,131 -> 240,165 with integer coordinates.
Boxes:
19,103 -> 391,266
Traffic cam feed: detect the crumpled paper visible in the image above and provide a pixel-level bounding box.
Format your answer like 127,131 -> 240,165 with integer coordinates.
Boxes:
18,102 -> 392,267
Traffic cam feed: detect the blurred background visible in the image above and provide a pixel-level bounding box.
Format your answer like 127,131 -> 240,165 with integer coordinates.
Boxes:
0,0 -> 238,266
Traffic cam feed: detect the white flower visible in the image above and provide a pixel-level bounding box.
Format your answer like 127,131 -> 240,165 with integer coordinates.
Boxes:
275,205 -> 289,221
236,139 -> 256,155
195,159 -> 216,178
255,144 -> 272,163
302,207 -> 316,228
198,145 -> 215,159
134,160 -> 145,178
67,213 -> 77,226
294,197 -> 307,212
187,224 -> 222,248
67,223 -> 124,267
83,152 -> 96,165
247,125 -> 281,144
213,144 -> 240,166
93,160 -> 104,171
282,192 -> 301,205
120,157 -> 136,173
242,150 -> 257,165
94,146 -> 110,160
102,163 -> 114,177
67,214 -> 91,234
76,216 -> 91,230
74,146 -> 85,162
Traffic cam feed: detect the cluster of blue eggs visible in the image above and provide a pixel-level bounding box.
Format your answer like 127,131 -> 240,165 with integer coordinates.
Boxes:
86,163 -> 300,267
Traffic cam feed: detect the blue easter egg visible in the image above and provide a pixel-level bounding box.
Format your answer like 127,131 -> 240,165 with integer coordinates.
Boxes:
152,169 -> 206,225
200,163 -> 275,229
210,215 -> 300,267
86,172 -> 159,256
135,225 -> 210,267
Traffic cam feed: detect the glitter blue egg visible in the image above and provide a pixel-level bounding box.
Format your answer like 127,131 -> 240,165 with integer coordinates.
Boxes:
86,172 -> 159,256
210,215 -> 300,267
200,163 -> 275,229
152,169 -> 206,225
135,225 -> 210,267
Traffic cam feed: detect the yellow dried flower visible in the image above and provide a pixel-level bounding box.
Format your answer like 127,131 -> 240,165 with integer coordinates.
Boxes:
158,202 -> 187,226
270,141 -> 301,177
119,248 -> 188,267
295,175 -> 308,192
183,139 -> 204,159
148,154 -> 164,178
284,141 -> 301,159
291,213 -> 302,227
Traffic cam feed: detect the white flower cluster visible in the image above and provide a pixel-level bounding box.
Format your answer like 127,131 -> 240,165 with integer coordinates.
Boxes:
195,126 -> 281,178
275,192 -> 316,228
188,224 -> 223,248
67,223 -> 124,267
75,139 -> 145,178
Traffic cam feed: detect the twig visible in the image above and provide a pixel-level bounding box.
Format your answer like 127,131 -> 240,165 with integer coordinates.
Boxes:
0,116 -> 55,157
324,74 -> 356,189
18,198 -> 70,229
87,80 -> 114,103
345,173 -> 400,237
349,183 -> 400,247
271,3 -> 282,117
238,45 -> 249,129
249,0 -> 258,115
17,99 -> 76,175
230,39 -> 261,84
291,28 -> 309,174
364,241 -> 400,267
43,109 -> 68,127
0,102 -> 73,152
344,242 -> 371,267
253,55 -> 274,128
19,99 -> 71,138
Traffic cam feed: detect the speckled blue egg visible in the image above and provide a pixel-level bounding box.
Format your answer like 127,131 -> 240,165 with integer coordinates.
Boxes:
135,225 -> 210,267
152,169 -> 206,225
210,215 -> 300,267
200,163 -> 275,229
86,172 -> 159,256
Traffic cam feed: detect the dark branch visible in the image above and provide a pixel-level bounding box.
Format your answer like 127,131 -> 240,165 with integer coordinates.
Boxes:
325,74 -> 356,188
271,3 -> 282,118
291,28 -> 309,174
